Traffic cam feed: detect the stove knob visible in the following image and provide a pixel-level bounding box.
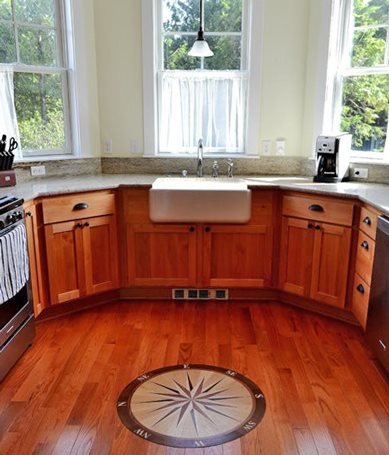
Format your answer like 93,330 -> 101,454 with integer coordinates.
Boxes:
0,220 -> 4,230
6,214 -> 15,223
16,211 -> 23,220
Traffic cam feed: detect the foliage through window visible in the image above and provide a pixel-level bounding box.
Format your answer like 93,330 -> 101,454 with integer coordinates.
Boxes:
158,0 -> 249,154
338,0 -> 389,155
0,0 -> 71,156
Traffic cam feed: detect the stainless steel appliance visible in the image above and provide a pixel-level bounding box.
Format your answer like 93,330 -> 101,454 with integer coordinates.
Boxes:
366,215 -> 389,374
313,133 -> 352,183
0,195 -> 35,382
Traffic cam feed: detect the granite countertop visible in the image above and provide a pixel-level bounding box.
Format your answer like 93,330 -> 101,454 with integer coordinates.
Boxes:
1,174 -> 389,215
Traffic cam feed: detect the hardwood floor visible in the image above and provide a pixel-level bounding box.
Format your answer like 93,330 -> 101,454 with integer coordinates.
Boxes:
0,300 -> 388,455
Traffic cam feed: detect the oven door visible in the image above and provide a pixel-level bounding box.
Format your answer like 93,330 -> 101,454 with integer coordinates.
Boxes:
0,284 -> 32,347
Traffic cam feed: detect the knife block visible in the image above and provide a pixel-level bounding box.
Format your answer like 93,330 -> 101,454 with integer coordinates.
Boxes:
0,170 -> 16,187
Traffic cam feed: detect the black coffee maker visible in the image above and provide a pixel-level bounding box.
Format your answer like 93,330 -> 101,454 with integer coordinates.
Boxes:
313,133 -> 351,183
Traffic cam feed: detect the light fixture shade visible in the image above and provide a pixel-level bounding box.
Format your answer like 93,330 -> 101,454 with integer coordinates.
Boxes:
188,39 -> 214,57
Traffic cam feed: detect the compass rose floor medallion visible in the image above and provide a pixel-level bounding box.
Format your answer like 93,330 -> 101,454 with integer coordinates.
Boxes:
117,364 -> 266,448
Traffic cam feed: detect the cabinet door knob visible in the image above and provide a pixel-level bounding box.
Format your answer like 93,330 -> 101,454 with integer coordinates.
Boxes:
83,222 -> 90,227
315,225 -> 321,230
363,216 -> 371,226
205,226 -> 211,233
26,211 -> 32,217
189,226 -> 195,232
73,202 -> 89,211
308,204 -> 324,212
76,222 -> 83,228
308,223 -> 314,229
361,240 -> 369,250
356,284 -> 365,294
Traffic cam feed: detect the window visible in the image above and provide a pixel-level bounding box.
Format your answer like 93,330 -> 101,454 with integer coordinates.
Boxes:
326,0 -> 389,158
0,0 -> 72,157
143,0 -> 261,156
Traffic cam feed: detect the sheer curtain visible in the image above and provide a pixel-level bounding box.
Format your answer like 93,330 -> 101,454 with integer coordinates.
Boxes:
0,66 -> 20,158
158,71 -> 247,154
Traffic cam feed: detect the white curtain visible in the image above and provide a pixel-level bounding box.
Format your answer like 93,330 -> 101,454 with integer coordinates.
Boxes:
0,66 -> 20,158
158,70 -> 247,154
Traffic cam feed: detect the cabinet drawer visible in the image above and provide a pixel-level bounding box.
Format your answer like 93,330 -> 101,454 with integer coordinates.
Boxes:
352,273 -> 370,329
359,206 -> 378,240
355,231 -> 375,286
42,191 -> 115,224
282,194 -> 354,226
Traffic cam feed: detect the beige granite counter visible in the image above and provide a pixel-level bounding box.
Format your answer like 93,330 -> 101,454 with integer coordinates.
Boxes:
1,174 -> 389,215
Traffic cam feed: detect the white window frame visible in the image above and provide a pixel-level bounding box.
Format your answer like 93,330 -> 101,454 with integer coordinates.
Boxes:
0,0 -> 78,159
324,0 -> 389,161
142,0 -> 263,157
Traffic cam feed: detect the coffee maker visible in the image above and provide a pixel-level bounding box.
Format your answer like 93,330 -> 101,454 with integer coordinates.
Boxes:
313,133 -> 352,183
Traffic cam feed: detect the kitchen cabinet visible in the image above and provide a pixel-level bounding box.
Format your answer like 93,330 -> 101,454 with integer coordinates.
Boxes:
351,205 -> 380,328
126,224 -> 197,287
122,188 -> 275,289
42,191 -> 118,305
24,200 -> 47,316
279,193 -> 353,308
202,224 -> 273,287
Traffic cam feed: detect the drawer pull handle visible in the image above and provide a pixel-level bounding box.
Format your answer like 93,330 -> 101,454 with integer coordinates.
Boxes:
361,240 -> 369,250
363,216 -> 371,226
308,204 -> 324,212
379,340 -> 387,351
356,284 -> 365,294
73,202 -> 89,211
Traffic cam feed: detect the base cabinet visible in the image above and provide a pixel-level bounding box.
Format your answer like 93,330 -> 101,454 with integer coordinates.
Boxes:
279,216 -> 351,308
202,224 -> 273,287
126,224 -> 197,287
45,215 -> 118,305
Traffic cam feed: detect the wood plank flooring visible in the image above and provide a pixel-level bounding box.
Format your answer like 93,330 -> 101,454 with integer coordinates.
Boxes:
0,300 -> 388,455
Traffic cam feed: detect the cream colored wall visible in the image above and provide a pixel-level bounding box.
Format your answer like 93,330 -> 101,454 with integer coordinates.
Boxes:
93,0 -> 325,157
72,0 -> 101,157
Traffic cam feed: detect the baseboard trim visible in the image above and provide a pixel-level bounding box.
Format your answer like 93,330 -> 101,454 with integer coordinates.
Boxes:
35,289 -> 120,323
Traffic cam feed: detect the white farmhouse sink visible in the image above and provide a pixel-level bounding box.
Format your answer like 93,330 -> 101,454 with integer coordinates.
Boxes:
149,177 -> 251,223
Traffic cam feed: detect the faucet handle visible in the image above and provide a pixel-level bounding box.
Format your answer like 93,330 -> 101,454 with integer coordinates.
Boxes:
212,160 -> 219,178
227,158 -> 234,178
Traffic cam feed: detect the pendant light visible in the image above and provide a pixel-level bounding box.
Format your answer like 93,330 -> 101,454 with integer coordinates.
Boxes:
188,0 -> 214,57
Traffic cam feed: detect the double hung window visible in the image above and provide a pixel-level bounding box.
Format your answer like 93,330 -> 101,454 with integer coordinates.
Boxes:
0,0 -> 72,157
327,0 -> 389,157
155,0 -> 251,155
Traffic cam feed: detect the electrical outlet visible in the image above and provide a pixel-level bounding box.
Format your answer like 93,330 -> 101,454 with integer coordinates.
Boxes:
353,167 -> 369,179
30,165 -> 46,176
276,139 -> 286,156
104,138 -> 112,153
261,140 -> 271,156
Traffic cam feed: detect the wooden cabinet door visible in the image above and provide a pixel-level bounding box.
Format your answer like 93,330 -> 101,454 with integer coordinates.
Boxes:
127,224 -> 197,287
279,217 -> 315,297
45,221 -> 85,305
25,204 -> 45,315
310,223 -> 352,308
83,215 -> 119,295
202,225 -> 273,287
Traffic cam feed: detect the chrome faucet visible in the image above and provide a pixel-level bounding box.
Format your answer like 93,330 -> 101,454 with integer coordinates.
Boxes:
212,160 -> 219,178
197,138 -> 204,177
227,158 -> 234,178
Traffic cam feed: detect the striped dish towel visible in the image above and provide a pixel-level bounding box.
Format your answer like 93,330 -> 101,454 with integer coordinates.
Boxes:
0,223 -> 29,304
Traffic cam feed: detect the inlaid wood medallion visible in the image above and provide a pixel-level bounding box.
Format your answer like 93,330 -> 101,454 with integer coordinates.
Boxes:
117,364 -> 266,448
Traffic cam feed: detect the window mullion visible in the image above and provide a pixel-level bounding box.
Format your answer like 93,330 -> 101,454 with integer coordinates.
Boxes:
10,0 -> 20,64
